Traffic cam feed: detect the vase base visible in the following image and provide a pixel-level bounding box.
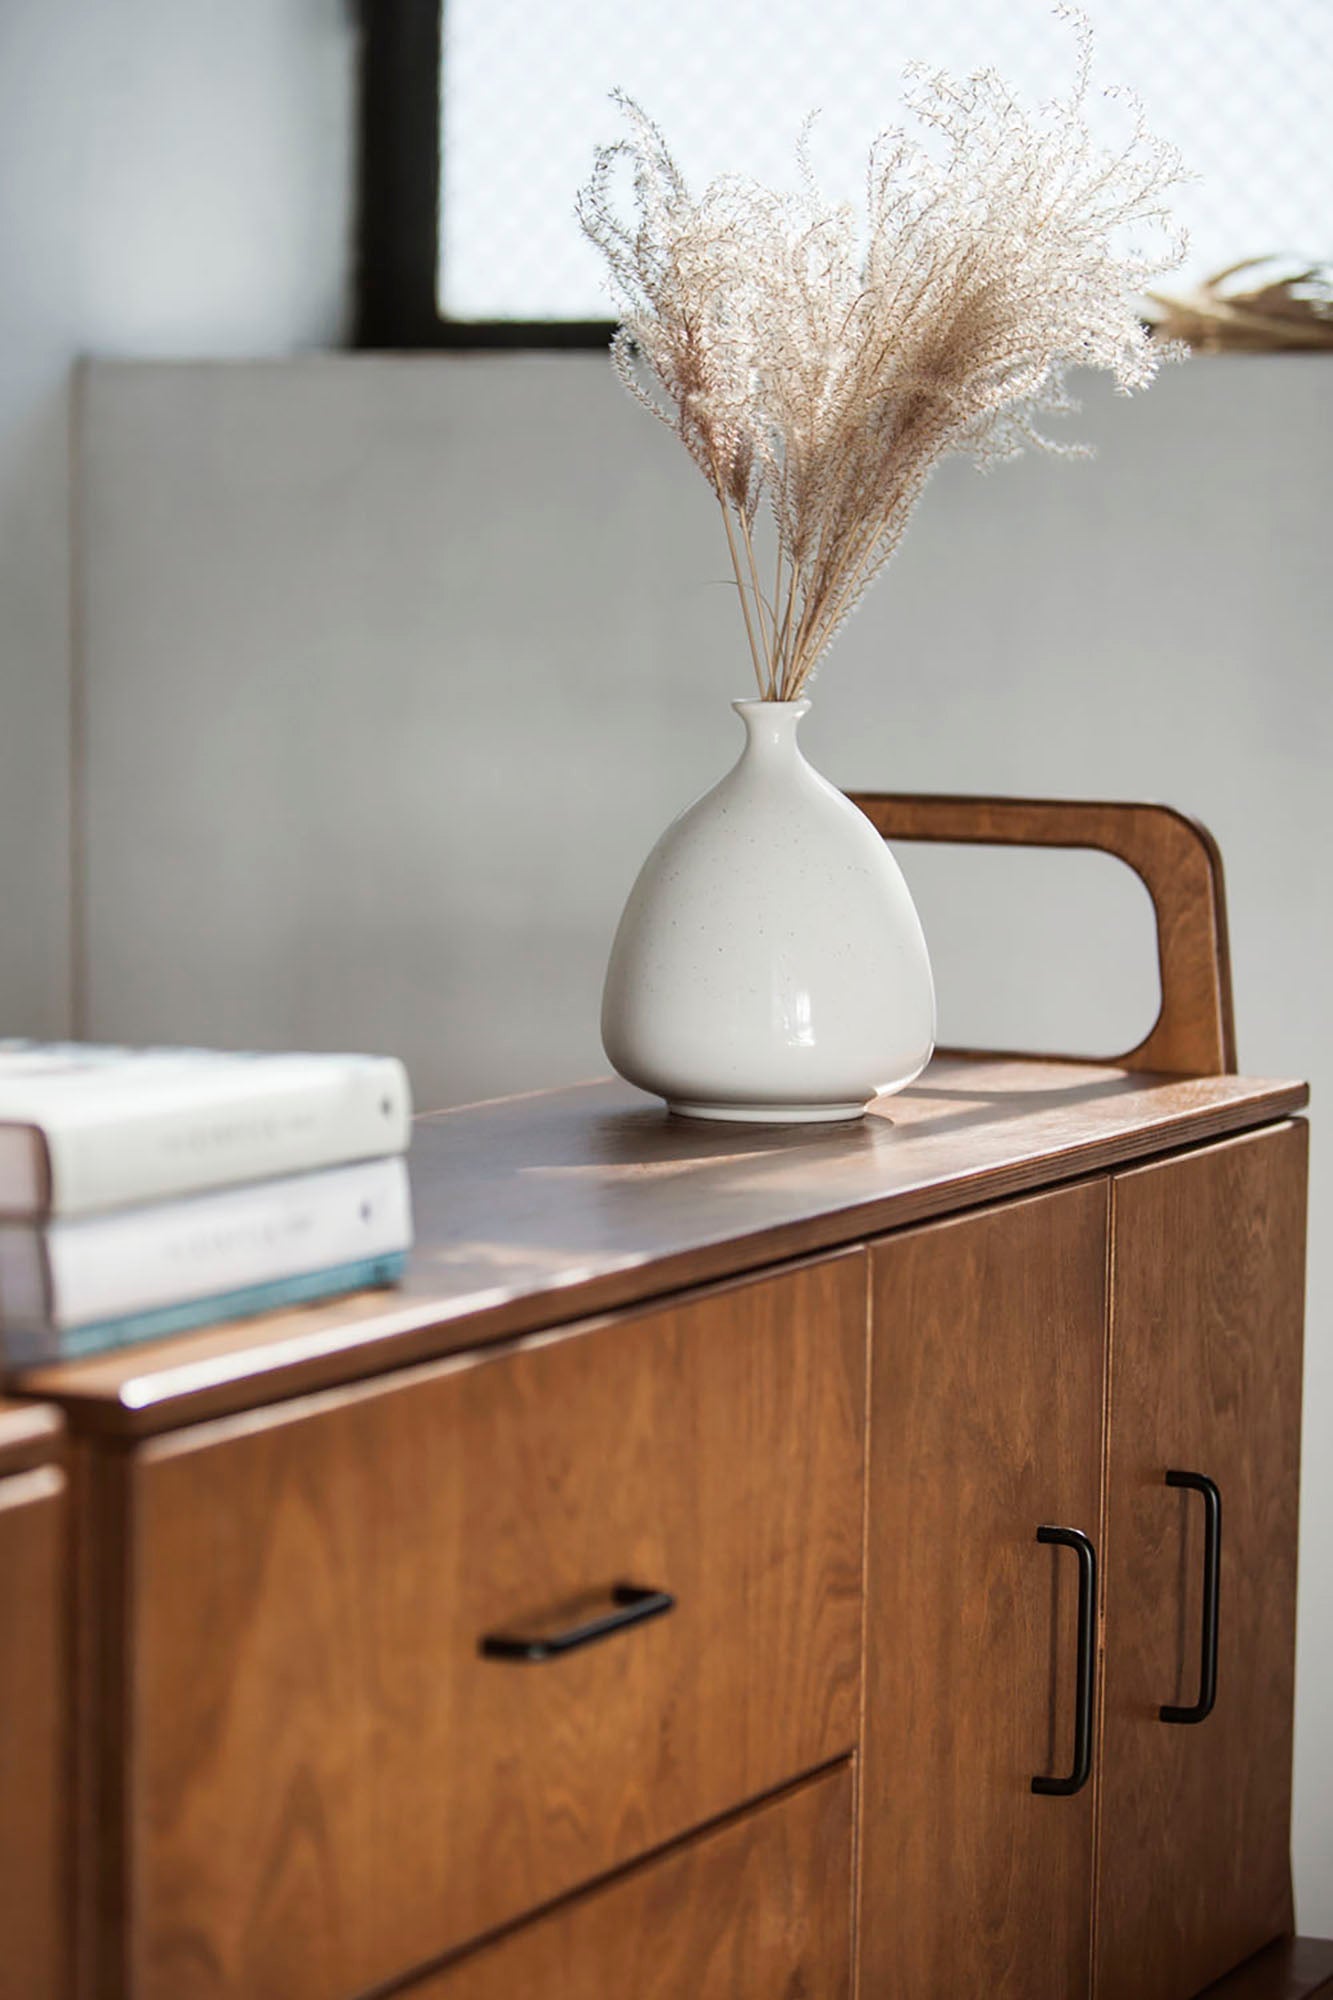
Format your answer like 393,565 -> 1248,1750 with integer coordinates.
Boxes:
667,1098 -> 868,1126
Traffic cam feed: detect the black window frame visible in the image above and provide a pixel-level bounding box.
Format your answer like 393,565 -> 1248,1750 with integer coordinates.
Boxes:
355,0 -> 615,350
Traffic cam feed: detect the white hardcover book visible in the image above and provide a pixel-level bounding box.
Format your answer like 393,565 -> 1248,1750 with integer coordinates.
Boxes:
0,1043 -> 412,1218
0,1156 -> 413,1334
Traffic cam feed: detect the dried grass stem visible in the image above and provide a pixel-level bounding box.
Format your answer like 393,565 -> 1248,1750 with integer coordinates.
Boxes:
579,10 -> 1187,698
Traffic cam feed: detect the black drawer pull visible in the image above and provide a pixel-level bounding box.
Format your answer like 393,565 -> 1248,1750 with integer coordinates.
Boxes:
1032,1525 -> 1097,1798
480,1583 -> 675,1663
1160,1470 -> 1221,1725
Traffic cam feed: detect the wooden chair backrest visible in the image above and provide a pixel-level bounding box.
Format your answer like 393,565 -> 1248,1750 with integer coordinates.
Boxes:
849,795 -> 1236,1076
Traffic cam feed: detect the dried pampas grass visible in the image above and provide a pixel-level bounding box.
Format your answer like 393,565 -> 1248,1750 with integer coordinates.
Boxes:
578,8 -> 1188,701
1148,258 -> 1333,352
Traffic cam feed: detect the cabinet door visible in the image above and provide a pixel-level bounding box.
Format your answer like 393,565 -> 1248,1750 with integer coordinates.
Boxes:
1096,1122 -> 1307,2000
861,1181 -> 1109,1998
0,1460 -> 68,2000
407,1764 -> 853,1999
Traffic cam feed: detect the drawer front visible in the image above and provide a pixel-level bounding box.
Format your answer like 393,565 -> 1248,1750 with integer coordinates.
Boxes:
409,1763 -> 854,1999
122,1253 -> 866,2000
0,1463 -> 68,2000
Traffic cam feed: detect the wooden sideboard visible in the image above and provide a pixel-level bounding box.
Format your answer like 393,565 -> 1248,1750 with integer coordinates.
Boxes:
2,798 -> 1326,2000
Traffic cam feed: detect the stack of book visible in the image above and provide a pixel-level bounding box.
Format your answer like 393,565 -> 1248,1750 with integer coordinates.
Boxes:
0,1043 -> 413,1367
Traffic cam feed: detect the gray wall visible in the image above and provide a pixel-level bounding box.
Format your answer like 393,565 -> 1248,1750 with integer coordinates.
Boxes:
76,351 -> 1333,1923
0,0 -> 354,1035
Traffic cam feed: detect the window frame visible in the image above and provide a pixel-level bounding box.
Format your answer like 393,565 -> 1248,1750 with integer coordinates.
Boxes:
355,0 -> 1332,357
355,0 -> 615,349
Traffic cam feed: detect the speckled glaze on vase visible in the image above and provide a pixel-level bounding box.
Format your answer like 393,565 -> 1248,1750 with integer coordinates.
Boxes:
601,699 -> 936,1122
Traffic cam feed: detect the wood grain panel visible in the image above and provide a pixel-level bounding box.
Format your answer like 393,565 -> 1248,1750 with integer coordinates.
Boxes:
408,1764 -> 854,2000
19,1058 -> 1305,1438
1095,1123 -> 1308,2000
119,1255 -> 865,2000
860,1181 -> 1109,1998
0,1458 -> 70,2000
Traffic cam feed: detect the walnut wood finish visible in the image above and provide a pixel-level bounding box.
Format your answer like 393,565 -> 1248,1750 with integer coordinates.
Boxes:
0,1393 -> 65,1474
72,1438 -> 134,2000
405,1764 -> 854,1999
860,1181 -> 1109,1998
1194,1938 -> 1333,2000
851,795 -> 1236,1076
0,1410 -> 69,2000
18,1057 -> 1304,1438
106,1255 -> 865,2000
1095,1124 -> 1308,2000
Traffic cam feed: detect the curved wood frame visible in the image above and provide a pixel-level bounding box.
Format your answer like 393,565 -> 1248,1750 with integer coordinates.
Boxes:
850,795 -> 1236,1077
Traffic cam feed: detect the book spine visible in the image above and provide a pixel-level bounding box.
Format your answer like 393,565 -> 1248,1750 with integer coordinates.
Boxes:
4,1252 -> 409,1366
45,1057 -> 412,1214
35,1157 -> 412,1328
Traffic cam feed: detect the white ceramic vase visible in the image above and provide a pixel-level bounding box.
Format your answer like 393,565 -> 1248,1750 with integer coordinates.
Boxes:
601,699 -> 936,1122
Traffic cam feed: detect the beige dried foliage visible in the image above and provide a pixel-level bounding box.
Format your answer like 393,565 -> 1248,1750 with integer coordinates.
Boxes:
578,9 -> 1188,700
1148,256 -> 1333,352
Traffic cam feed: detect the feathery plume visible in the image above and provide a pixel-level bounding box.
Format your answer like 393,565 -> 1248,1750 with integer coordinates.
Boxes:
577,10 -> 1187,699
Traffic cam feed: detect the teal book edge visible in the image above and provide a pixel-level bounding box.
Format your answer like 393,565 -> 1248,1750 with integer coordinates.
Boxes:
8,1252 -> 409,1365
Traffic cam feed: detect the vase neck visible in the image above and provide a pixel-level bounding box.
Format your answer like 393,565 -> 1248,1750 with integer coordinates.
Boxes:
732,699 -> 811,767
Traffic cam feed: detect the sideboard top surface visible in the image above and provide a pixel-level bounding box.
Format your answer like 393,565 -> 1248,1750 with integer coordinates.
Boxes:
13,1056 -> 1307,1437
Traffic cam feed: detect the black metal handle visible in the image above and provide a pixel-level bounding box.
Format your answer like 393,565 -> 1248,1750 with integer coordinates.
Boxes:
1160,1470 -> 1221,1724
480,1583 -> 675,1663
1032,1525 -> 1097,1797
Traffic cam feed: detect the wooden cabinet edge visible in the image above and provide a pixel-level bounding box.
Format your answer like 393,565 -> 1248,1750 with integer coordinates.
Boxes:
1191,1936 -> 1333,1998
71,1439 -> 133,2000
127,1244 -> 872,1467
79,1137 -> 1275,1458
0,1443 -> 71,2000
852,1247 -> 873,2000
15,1078 -> 1309,1443
1107,1114 -> 1309,1185
0,1398 -> 66,1477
